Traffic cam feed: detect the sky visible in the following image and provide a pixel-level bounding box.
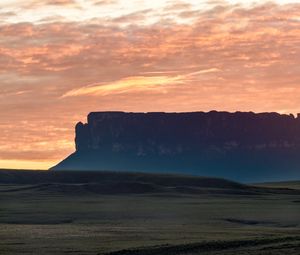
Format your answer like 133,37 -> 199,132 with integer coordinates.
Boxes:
0,0 -> 299,169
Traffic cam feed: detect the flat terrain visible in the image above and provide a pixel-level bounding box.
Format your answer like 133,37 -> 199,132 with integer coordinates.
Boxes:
0,170 -> 299,255
255,181 -> 300,190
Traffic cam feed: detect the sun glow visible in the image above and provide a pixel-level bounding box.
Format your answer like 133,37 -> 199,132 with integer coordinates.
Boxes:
0,160 -> 53,170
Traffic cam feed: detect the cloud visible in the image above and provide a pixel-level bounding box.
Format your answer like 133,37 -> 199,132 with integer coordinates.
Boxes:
93,0 -> 118,6
163,2 -> 193,12
0,1 -> 300,167
63,69 -> 220,97
28,0 -> 78,7
112,9 -> 153,24
0,11 -> 16,18
44,0 -> 77,5
62,76 -> 183,97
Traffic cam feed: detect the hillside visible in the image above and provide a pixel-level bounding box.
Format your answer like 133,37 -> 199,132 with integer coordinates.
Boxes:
0,169 -> 299,196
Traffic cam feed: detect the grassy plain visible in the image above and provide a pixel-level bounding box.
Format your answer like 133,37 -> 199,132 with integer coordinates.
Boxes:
0,170 -> 299,255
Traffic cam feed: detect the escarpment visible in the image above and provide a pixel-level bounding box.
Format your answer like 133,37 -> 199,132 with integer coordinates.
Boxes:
51,111 -> 300,182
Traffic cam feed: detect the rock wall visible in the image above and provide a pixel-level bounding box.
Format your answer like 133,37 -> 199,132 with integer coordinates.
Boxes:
76,111 -> 300,154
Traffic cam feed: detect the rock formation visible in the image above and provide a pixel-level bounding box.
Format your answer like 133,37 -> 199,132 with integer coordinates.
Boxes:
51,111 -> 300,182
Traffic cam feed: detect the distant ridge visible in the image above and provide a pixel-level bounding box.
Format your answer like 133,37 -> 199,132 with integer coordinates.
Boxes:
51,111 -> 300,182
1,169 -> 299,195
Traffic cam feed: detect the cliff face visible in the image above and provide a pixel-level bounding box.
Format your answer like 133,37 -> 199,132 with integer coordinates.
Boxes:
52,111 -> 300,182
76,111 -> 300,153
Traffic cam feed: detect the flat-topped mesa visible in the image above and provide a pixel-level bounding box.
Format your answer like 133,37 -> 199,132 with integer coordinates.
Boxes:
52,111 -> 300,182
76,111 -> 300,153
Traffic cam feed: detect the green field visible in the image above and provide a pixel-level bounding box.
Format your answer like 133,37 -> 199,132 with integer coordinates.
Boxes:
0,170 -> 299,255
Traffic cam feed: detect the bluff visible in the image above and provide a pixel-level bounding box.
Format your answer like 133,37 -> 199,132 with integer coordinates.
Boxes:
51,111 -> 300,182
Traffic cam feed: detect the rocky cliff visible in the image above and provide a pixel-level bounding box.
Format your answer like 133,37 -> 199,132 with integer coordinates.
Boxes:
51,111 -> 300,182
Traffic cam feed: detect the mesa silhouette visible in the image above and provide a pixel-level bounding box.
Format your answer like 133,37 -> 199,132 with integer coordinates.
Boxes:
51,111 -> 300,182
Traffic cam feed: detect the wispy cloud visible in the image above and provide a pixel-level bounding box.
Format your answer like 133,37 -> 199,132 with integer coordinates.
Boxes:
62,75 -> 183,97
62,69 -> 221,97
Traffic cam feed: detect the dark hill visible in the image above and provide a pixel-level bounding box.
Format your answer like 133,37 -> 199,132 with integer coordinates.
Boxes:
0,169 -> 244,188
51,111 -> 300,182
0,169 -> 298,196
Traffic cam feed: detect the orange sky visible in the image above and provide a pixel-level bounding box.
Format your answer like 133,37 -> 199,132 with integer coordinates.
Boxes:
0,0 -> 300,169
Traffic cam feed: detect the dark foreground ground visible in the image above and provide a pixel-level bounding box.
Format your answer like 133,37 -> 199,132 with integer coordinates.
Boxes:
0,170 -> 299,255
